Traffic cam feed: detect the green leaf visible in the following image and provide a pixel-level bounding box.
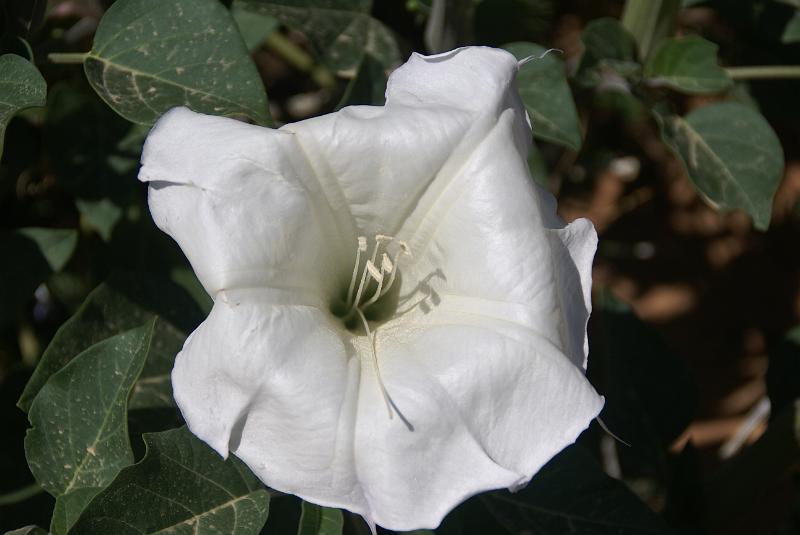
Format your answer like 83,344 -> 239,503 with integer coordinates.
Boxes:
589,290 -> 695,477
0,54 -> 46,159
578,17 -> 640,87
45,83 -> 146,241
644,36 -> 732,94
234,0 -> 400,74
620,0 -> 680,59
476,445 -> 672,534
657,102 -> 784,230
782,9 -> 800,43
232,4 -> 281,50
335,53 -> 386,108
0,227 -> 77,325
4,527 -> 49,535
70,427 -> 270,535
18,273 -> 204,412
84,0 -> 269,125
24,320 -> 155,534
297,502 -> 343,535
15,228 -> 78,272
504,42 -> 582,150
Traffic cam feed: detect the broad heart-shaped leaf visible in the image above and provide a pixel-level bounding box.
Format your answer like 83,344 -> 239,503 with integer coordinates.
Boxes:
504,42 -> 582,151
644,36 -> 732,94
234,0 -> 400,75
441,445 -> 672,535
0,54 -> 45,159
297,502 -> 343,535
18,272 -> 204,412
0,227 -> 77,325
657,102 -> 784,230
24,320 -> 155,535
578,17 -> 640,87
84,0 -> 269,126
70,426 -> 270,535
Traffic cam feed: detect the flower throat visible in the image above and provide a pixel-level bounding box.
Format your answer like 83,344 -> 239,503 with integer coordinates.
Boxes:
331,234 -> 410,331
331,235 -> 413,429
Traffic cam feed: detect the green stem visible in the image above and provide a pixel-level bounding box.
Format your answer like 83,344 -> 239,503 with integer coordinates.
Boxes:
263,33 -> 335,88
726,65 -> 800,80
0,482 -> 44,506
48,52 -> 89,64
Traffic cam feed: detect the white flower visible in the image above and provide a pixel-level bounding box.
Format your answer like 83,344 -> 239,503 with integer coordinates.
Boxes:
138,46 -> 603,531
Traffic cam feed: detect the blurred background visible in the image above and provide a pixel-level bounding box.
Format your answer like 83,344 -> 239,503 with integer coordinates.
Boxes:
2,1 -> 799,534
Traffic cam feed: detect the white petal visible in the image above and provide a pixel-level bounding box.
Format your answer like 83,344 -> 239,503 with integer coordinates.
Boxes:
139,107 -> 353,297
282,47 -> 528,238
171,289 -> 372,513
397,107 -> 596,369
352,320 -> 603,530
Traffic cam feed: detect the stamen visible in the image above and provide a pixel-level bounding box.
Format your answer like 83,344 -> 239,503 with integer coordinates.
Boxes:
379,241 -> 412,299
346,236 -> 368,305
351,260 -> 381,313
381,254 -> 393,273
366,260 -> 383,282
362,254 -> 391,308
354,308 -> 394,419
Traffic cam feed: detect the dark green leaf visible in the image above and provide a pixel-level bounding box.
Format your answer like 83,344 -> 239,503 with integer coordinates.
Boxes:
578,17 -> 640,87
18,273 -> 204,412
297,502 -> 343,535
478,445 -> 672,534
85,0 -> 269,125
0,54 -> 46,158
657,102 -> 784,230
589,290 -> 695,474
45,83 -> 146,241
504,42 -> 582,150
25,321 -> 155,534
782,9 -> 800,43
234,0 -> 400,74
70,427 -> 270,535
335,53 -> 386,108
0,228 -> 77,325
644,36 -> 732,94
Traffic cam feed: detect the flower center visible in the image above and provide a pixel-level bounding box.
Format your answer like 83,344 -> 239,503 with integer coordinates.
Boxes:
331,234 -> 410,329
330,235 -> 413,429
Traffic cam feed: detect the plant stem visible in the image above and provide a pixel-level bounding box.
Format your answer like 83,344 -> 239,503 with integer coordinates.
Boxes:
726,65 -> 800,80
0,482 -> 44,506
48,52 -> 89,64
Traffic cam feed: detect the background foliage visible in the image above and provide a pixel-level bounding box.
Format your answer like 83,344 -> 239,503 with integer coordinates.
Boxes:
2,0 -> 800,534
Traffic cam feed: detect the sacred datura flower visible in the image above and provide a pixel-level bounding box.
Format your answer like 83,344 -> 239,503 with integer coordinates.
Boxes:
138,46 -> 604,531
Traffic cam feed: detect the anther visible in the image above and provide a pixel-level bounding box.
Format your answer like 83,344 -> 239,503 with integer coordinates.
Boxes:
381,254 -> 393,273
366,260 -> 382,282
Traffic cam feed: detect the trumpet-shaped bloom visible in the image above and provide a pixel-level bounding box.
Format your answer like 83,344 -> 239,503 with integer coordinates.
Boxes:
138,46 -> 603,531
